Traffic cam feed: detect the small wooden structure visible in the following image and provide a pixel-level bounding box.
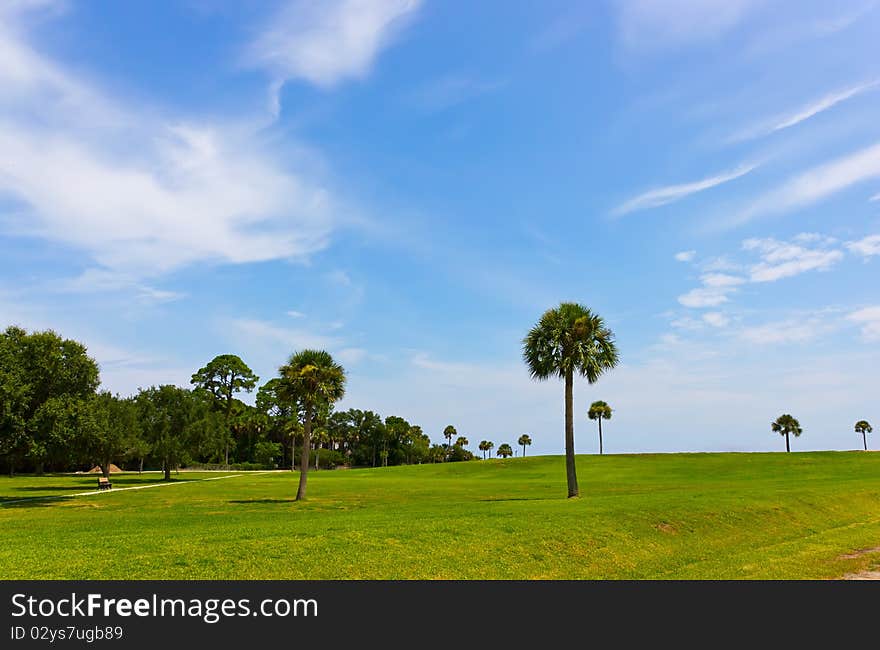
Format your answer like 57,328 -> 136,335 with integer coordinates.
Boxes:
97,476 -> 112,490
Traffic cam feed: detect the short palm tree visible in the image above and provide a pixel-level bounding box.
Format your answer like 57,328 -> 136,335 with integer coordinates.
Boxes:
497,443 -> 513,459
279,350 -> 346,500
485,441 -> 494,458
771,414 -> 802,453
518,433 -> 532,457
855,420 -> 872,451
587,400 -> 612,455
478,440 -> 489,459
523,303 -> 619,498
455,436 -> 469,448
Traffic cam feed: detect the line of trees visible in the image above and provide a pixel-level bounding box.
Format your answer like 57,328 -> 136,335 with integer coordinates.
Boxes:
0,326 -> 499,482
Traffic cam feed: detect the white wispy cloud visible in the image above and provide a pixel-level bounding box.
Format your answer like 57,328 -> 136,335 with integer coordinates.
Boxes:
614,164 -> 757,216
744,237 -> 844,282
729,80 -> 879,142
246,0 -> 421,111
848,306 -> 880,341
678,234 -> 844,309
702,312 -> 729,328
733,142 -> 880,225
615,0 -> 760,51
701,273 -> 747,287
678,286 -> 734,308
231,318 -> 342,352
0,9 -> 338,280
847,234 -> 880,257
739,318 -> 829,345
58,268 -> 185,304
674,250 -> 696,262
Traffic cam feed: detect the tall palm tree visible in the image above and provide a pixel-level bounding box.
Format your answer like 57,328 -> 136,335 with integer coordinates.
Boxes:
855,420 -> 873,451
523,303 -> 619,498
771,414 -> 802,453
478,440 -> 489,459
518,434 -> 532,457
497,443 -> 513,459
443,425 -> 457,459
279,350 -> 346,500
587,400 -> 612,455
485,441 -> 494,458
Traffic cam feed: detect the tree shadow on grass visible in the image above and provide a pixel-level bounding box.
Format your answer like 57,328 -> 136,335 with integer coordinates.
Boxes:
228,499 -> 297,505
8,485 -> 92,492
0,496 -> 73,509
477,496 -> 555,502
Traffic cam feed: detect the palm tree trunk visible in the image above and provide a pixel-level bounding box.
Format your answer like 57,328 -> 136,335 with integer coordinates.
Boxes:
863,432 -> 867,451
785,432 -> 790,453
598,417 -> 603,455
296,404 -> 312,501
564,369 -> 579,498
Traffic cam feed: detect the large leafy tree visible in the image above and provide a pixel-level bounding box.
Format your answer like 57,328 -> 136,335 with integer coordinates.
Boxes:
346,409 -> 385,467
83,392 -> 139,478
518,434 -> 532,457
0,326 -> 99,475
497,443 -> 513,459
771,414 -> 802,453
278,350 -> 346,500
190,354 -> 258,467
855,420 -> 872,451
587,400 -> 613,456
256,378 -> 300,470
523,303 -> 619,498
136,385 -> 201,480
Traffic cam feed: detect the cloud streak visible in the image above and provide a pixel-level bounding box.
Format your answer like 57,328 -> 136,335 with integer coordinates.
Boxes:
732,142 -> 880,225
614,164 -> 757,216
730,80 -> 879,142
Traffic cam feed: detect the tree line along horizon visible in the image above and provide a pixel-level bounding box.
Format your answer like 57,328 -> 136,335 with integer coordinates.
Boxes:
1,301 -> 874,499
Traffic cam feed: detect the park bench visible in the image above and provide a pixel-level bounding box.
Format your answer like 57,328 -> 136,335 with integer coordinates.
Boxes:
97,476 -> 112,491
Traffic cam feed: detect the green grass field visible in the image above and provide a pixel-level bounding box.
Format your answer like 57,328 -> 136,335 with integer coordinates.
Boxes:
3,452 -> 880,579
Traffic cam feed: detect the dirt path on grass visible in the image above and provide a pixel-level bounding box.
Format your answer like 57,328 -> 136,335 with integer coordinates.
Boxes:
839,546 -> 880,579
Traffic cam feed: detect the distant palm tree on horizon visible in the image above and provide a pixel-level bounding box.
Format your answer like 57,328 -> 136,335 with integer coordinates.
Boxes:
443,424 -> 457,460
518,433 -> 532,458
523,302 -> 619,498
587,400 -> 612,455
497,443 -> 513,459
855,420 -> 873,451
772,414 -> 802,453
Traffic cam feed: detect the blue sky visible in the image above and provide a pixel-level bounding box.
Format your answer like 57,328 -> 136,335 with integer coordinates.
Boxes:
2,0 -> 879,455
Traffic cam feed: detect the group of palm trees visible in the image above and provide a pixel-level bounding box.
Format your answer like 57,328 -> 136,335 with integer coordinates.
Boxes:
278,301 -> 873,502
771,414 -> 874,452
470,435 -> 534,460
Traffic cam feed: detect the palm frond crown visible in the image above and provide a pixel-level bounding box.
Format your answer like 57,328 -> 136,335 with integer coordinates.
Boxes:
523,303 -> 619,382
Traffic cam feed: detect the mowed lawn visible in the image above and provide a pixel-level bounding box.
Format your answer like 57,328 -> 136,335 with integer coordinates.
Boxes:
2,452 -> 880,579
